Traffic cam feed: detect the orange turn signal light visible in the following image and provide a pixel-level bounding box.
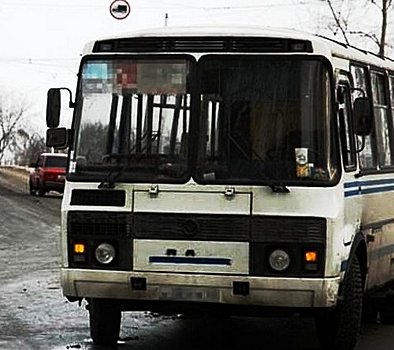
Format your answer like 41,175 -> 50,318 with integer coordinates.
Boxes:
74,243 -> 86,254
304,251 -> 318,263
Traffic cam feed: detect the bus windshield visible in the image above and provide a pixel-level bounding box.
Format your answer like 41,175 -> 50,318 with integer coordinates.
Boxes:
196,56 -> 337,184
72,55 -> 338,185
73,57 -> 192,182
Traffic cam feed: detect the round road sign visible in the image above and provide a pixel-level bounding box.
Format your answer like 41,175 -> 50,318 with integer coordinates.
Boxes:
110,0 -> 131,20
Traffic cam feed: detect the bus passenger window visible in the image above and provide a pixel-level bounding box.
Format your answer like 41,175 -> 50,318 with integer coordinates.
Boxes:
371,71 -> 392,168
388,75 -> 394,165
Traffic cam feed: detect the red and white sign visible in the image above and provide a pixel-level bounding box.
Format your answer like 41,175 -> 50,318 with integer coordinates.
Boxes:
110,0 -> 131,20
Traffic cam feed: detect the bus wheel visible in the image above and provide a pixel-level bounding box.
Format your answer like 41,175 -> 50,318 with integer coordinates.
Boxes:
88,298 -> 121,346
315,256 -> 362,350
378,297 -> 394,324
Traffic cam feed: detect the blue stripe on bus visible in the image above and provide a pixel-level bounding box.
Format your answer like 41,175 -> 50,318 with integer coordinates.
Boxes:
345,186 -> 394,197
344,190 -> 360,198
149,256 -> 232,266
345,178 -> 394,188
344,178 -> 394,197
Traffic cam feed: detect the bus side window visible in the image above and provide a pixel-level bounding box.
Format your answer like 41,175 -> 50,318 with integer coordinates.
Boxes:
371,71 -> 392,168
388,74 -> 394,165
337,85 -> 356,170
350,65 -> 376,170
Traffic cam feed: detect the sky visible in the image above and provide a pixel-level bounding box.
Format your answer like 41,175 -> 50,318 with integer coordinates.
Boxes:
0,0 -> 389,136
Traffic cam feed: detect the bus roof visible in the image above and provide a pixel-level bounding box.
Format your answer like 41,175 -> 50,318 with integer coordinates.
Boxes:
93,26 -> 313,40
82,25 -> 394,71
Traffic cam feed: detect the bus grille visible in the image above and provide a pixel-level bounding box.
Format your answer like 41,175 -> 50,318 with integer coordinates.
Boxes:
251,216 -> 326,244
134,213 -> 250,242
70,189 -> 126,207
68,211 -> 132,237
67,212 -> 325,243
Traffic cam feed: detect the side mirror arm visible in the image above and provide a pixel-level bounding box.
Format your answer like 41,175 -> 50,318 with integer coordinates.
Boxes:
354,136 -> 365,153
60,87 -> 75,108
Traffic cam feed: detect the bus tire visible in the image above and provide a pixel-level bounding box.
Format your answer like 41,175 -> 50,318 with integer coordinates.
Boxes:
88,298 -> 121,346
378,297 -> 394,324
315,256 -> 362,350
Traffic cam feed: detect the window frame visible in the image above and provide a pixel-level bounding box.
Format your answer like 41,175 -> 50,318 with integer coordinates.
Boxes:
337,72 -> 357,172
370,69 -> 394,169
194,54 -> 340,186
350,63 -> 377,172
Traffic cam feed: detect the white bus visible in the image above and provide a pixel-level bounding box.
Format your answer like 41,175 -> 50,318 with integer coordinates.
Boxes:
46,26 -> 394,349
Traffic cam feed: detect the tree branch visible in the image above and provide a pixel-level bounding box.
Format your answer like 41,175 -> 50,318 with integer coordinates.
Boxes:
0,98 -> 27,162
349,30 -> 381,47
326,0 -> 350,45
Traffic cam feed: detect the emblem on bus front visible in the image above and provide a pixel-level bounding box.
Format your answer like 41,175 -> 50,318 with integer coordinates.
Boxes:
182,219 -> 199,237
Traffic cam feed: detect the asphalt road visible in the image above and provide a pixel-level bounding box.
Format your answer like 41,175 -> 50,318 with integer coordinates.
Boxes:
1,167 -> 394,350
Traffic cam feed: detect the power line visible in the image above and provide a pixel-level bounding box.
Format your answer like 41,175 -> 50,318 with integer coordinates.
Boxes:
201,2 -> 314,10
0,58 -> 79,75
0,1 -> 104,8
0,0 -> 318,11
0,57 -> 78,62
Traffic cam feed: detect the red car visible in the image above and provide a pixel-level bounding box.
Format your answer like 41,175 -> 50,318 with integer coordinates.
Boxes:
29,153 -> 68,196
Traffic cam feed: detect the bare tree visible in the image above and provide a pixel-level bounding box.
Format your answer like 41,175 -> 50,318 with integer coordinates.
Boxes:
325,0 -> 392,57
376,0 -> 392,56
12,130 -> 48,166
0,96 -> 27,164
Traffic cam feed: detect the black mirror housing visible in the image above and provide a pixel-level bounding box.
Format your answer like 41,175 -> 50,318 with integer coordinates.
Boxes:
46,88 -> 61,128
46,128 -> 69,149
353,97 -> 373,136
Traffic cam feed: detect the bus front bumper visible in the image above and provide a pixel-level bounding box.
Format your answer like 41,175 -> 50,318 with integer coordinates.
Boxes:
61,268 -> 341,308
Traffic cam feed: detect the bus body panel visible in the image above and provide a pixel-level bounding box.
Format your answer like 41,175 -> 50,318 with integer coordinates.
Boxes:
134,189 -> 251,215
351,173 -> 394,291
61,268 -> 340,308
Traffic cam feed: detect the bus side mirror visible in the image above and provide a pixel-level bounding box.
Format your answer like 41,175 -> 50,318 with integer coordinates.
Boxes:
46,88 -> 61,128
46,127 -> 69,149
353,97 -> 373,136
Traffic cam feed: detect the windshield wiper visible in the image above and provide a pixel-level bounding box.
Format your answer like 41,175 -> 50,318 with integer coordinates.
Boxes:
98,172 -> 120,189
227,134 -> 290,193
98,154 -> 133,189
98,168 -> 123,189
98,153 -> 164,188
269,183 -> 290,193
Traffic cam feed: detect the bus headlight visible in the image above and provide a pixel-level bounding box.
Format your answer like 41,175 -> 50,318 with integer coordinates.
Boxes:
268,249 -> 290,271
95,243 -> 116,264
